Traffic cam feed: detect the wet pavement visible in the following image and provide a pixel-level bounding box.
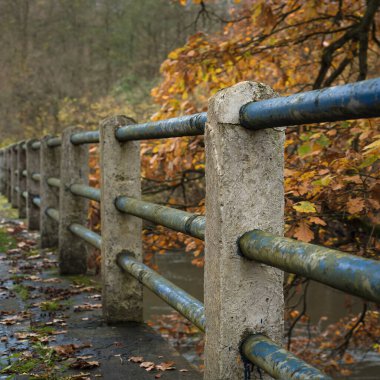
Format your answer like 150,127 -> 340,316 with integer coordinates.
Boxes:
0,215 -> 201,380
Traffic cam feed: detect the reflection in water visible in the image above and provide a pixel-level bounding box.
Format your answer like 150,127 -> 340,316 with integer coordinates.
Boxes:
144,250 -> 380,379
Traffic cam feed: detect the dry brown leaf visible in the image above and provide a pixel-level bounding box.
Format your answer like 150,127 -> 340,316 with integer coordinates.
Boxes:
347,198 -> 365,214
294,221 -> 314,243
128,356 -> 144,363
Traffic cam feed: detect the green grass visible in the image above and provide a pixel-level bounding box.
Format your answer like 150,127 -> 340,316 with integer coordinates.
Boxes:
12,284 -> 30,301
0,195 -> 18,219
39,301 -> 61,312
0,227 -> 17,252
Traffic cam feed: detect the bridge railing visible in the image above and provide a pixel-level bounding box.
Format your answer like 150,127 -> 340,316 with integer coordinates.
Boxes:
0,78 -> 379,380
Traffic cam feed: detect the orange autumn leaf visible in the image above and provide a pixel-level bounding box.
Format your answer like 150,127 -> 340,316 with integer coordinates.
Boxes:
294,221 -> 314,243
347,198 -> 365,214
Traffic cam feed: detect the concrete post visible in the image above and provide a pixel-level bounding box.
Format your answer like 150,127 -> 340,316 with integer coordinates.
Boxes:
17,142 -> 27,218
5,148 -> 11,201
58,126 -> 89,274
204,81 -> 285,379
40,136 -> 61,248
26,140 -> 41,230
6,147 -> 12,202
100,115 -> 143,323
10,145 -> 18,208
0,150 -> 4,195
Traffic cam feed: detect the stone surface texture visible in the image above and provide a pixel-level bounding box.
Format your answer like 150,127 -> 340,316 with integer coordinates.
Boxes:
17,142 -> 27,218
40,136 -> 60,248
59,126 -> 89,275
100,115 -> 143,323
26,139 -> 41,230
204,81 -> 285,379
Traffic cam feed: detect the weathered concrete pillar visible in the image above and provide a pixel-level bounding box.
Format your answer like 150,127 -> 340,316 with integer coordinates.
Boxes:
10,145 -> 18,208
58,126 -> 89,274
6,147 -> 12,202
26,140 -> 41,230
40,136 -> 60,248
100,115 -> 143,323
204,82 -> 285,379
5,148 -> 11,201
17,142 -> 27,218
0,150 -> 4,195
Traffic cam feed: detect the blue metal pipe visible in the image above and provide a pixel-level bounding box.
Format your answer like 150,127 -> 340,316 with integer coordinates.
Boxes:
115,113 -> 206,142
68,223 -> 101,249
47,137 -> 62,148
115,196 -> 205,240
70,131 -> 100,145
240,78 -> 380,129
31,141 -> 41,150
32,197 -> 41,208
239,230 -> 380,303
70,184 -> 100,202
47,177 -> 61,188
46,207 -> 59,222
241,334 -> 331,380
117,251 -> 205,331
31,173 -> 41,182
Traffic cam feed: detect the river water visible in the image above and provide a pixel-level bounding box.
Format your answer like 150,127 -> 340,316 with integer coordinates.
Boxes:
143,250 -> 380,379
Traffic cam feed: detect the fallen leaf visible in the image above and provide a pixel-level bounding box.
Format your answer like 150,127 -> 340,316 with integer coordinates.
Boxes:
128,356 -> 144,363
294,221 -> 314,243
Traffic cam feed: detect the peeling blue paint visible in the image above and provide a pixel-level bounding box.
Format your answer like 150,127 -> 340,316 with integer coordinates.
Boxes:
70,184 -> 100,202
115,196 -> 205,240
115,112 -> 206,141
69,223 -> 101,249
239,230 -> 380,303
117,251 -> 206,331
241,334 -> 331,379
70,130 -> 100,145
240,78 -> 380,129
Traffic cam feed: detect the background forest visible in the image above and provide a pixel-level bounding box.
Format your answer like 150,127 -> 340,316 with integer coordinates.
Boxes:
0,0 -> 380,377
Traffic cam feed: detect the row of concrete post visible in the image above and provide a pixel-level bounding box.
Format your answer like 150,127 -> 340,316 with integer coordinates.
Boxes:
0,82 -> 285,379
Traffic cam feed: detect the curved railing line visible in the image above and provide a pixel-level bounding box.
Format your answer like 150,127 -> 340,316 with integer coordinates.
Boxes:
239,230 -> 380,304
115,196 -> 205,240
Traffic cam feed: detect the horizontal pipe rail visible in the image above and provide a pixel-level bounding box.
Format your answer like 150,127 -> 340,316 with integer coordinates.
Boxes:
240,78 -> 380,130
117,251 -> 205,331
47,137 -> 62,148
70,131 -> 100,145
115,196 -> 205,240
241,335 -> 331,380
70,184 -> 100,202
31,141 -> 41,150
239,230 -> 380,303
47,177 -> 61,188
31,173 -> 41,182
115,113 -> 206,142
45,207 -> 59,222
32,197 -> 41,208
68,223 -> 101,249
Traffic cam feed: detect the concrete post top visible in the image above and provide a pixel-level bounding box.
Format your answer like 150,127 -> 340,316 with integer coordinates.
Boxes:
100,115 -> 136,130
208,81 -> 278,125
26,138 -> 39,146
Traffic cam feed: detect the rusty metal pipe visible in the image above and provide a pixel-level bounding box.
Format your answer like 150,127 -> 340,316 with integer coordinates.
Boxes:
68,223 -> 101,249
115,113 -> 206,142
47,177 -> 61,188
240,77 -> 380,130
70,131 -> 100,145
239,229 -> 380,303
70,184 -> 100,202
241,334 -> 331,380
117,251 -> 205,331
115,196 -> 205,240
